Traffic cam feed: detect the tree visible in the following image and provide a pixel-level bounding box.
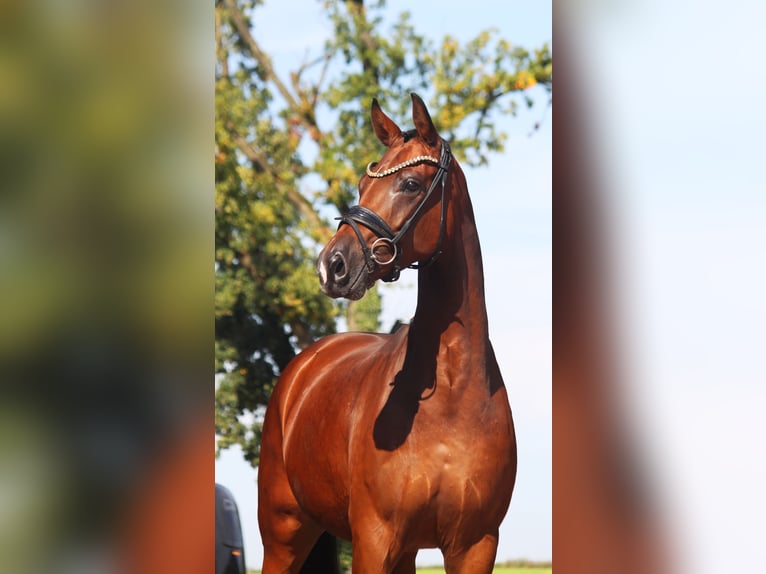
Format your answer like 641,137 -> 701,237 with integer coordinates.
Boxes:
215,0 -> 552,466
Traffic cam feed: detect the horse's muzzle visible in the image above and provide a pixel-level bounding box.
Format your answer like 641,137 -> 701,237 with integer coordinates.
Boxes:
317,242 -> 369,301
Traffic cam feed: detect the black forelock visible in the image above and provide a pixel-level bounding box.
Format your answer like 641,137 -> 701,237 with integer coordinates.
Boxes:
402,129 -> 418,142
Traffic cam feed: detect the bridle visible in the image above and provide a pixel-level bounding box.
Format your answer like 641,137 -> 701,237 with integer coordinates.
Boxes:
336,140 -> 452,283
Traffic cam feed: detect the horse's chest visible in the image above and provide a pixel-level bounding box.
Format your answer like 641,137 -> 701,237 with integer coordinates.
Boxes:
360,402 -> 514,526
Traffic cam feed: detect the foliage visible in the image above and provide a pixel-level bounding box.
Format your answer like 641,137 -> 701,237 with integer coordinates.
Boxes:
346,288 -> 382,332
339,538 -> 353,573
215,0 -> 552,466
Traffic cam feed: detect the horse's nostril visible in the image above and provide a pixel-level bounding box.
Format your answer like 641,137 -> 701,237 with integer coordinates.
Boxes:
330,252 -> 347,282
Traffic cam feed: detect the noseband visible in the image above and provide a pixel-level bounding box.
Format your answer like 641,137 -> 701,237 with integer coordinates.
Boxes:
336,140 -> 452,283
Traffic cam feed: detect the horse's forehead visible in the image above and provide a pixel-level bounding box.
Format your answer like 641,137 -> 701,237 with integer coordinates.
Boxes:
370,138 -> 432,176
361,145 -> 420,194
358,135 -> 437,200
386,136 -> 430,160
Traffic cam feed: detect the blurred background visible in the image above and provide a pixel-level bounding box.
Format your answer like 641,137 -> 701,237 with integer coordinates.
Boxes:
1,0 -> 213,572
554,1 -> 766,573
2,0 -> 765,573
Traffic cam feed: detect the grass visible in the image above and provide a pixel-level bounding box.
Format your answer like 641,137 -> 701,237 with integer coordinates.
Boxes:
249,567 -> 551,574
417,568 -> 550,574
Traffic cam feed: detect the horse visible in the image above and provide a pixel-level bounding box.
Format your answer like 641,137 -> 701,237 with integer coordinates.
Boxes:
258,93 -> 517,573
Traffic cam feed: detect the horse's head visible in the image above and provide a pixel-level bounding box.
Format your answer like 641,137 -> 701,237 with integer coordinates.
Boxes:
317,93 -> 452,300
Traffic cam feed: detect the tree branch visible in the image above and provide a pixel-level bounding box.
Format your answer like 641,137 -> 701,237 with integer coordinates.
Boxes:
215,6 -> 228,79
223,0 -> 322,142
223,0 -> 298,108
346,0 -> 379,83
226,124 -> 330,239
473,89 -> 499,140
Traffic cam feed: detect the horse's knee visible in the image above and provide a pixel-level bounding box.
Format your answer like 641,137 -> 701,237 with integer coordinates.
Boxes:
260,503 -> 304,546
260,512 -> 323,574
258,482 -> 322,572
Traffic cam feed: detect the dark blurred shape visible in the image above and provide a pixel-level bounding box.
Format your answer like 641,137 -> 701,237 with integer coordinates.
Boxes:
552,16 -> 671,574
216,484 -> 246,574
0,1 -> 213,573
300,532 -> 340,574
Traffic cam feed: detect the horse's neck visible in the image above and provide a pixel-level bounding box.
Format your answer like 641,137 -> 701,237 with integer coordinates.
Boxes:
408,177 -> 493,393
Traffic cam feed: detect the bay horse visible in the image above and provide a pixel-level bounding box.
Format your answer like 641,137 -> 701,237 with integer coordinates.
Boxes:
258,94 -> 517,573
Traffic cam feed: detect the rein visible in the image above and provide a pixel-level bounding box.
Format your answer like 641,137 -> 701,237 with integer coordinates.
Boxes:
337,140 -> 452,283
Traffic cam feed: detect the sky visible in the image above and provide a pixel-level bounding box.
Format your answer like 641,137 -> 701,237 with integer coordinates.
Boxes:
215,1 -> 552,568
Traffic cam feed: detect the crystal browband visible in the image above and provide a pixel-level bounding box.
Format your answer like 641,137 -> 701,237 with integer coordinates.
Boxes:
365,155 -> 440,178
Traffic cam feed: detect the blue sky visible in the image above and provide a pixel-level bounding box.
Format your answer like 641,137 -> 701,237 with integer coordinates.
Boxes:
215,1 -> 552,567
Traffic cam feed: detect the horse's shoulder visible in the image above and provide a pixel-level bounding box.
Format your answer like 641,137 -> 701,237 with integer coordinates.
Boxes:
278,327 -> 407,391
275,328 -> 408,429
302,327 -> 408,361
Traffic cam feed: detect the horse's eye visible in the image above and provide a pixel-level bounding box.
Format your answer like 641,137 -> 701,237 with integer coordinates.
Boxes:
402,179 -> 421,193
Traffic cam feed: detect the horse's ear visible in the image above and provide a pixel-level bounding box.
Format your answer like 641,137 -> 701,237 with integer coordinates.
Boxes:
411,93 -> 439,147
370,98 -> 402,147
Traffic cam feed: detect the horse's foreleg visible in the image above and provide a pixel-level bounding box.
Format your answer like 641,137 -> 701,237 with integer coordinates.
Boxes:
391,551 -> 417,574
349,514 -> 405,574
349,538 -> 417,573
442,532 -> 499,574
259,497 -> 322,574
258,412 -> 323,573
